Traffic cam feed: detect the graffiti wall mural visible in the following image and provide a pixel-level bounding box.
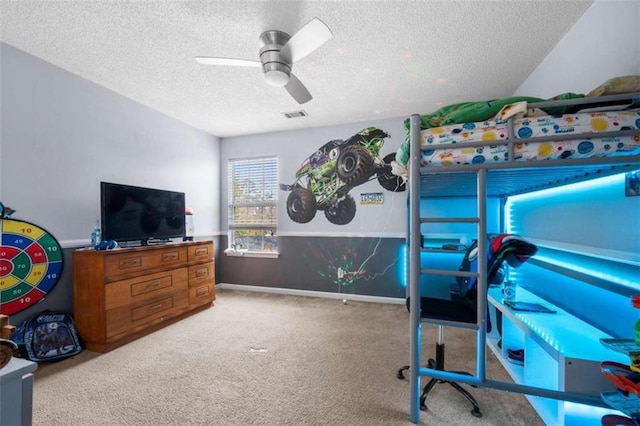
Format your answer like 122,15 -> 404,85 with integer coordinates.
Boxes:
219,235 -> 406,298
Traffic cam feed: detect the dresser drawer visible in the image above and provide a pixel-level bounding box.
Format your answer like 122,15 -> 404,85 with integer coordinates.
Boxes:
189,282 -> 215,306
106,291 -> 189,338
130,296 -> 174,322
73,241 -> 215,352
188,242 -> 213,263
104,246 -> 188,281
188,263 -> 214,286
105,268 -> 188,310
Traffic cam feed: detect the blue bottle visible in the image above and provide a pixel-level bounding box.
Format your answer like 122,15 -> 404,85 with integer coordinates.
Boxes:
91,220 -> 101,249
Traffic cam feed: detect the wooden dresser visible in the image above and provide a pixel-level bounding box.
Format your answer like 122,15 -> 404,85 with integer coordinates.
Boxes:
72,241 -> 215,352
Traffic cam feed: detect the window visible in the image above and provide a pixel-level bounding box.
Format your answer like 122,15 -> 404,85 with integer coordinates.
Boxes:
228,156 -> 278,253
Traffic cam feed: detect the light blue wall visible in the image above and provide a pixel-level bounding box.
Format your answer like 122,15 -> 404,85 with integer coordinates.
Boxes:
508,174 -> 640,256
0,42 -> 222,246
514,0 -> 639,97
1,42 -> 221,323
507,174 -> 640,337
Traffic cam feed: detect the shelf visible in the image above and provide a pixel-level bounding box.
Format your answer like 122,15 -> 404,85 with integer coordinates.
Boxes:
487,336 -> 525,384
487,287 -> 629,425
600,339 -> 640,357
489,287 -> 628,363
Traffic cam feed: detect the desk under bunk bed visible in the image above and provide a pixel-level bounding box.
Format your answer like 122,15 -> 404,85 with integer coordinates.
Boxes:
403,92 -> 640,424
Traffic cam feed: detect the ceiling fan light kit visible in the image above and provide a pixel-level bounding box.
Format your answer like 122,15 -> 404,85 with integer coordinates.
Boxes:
264,67 -> 290,87
196,18 -> 333,104
259,31 -> 292,87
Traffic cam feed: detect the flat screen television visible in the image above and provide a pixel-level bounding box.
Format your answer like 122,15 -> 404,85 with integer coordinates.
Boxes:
100,182 -> 186,245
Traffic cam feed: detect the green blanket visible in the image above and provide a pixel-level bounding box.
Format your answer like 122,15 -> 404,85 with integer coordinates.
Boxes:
396,93 -> 584,165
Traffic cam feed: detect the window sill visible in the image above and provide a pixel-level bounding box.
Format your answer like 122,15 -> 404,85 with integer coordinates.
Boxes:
224,249 -> 279,258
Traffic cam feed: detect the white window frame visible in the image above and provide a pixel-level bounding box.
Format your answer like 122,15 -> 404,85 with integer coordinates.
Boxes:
227,156 -> 279,258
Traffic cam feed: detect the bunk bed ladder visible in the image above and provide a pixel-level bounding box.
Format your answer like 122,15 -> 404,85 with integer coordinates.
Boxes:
408,114 -> 490,424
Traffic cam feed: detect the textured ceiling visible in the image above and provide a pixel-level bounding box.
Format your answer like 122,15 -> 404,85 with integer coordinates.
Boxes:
0,1 -> 594,138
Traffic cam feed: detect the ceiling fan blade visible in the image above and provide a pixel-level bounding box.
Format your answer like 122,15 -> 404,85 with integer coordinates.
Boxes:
280,18 -> 333,63
285,74 -> 312,104
195,57 -> 261,67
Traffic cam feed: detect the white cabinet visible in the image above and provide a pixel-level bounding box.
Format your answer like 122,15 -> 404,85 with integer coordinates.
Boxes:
487,287 -> 627,425
0,357 -> 37,426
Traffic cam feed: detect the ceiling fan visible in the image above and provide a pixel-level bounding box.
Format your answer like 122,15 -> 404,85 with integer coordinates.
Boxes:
196,18 -> 333,105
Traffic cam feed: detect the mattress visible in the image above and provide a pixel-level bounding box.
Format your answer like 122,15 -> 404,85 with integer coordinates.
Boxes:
419,111 -> 640,166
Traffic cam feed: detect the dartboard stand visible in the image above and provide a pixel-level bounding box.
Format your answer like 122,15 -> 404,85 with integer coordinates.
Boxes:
0,218 -> 63,315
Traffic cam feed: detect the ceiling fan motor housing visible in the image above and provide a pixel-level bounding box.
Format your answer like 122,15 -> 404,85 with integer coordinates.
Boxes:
259,30 -> 292,87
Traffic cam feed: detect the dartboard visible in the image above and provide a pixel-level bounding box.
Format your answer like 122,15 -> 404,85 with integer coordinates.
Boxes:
0,218 -> 63,315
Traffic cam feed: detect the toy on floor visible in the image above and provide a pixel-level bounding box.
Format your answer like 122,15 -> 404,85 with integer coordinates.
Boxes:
599,339 -> 640,424
0,315 -> 19,369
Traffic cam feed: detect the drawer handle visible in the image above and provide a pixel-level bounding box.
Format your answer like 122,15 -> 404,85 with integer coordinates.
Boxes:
163,252 -> 179,261
196,287 -> 209,296
196,268 -> 208,278
148,303 -> 164,311
146,281 -> 161,288
119,258 -> 141,267
195,248 -> 208,255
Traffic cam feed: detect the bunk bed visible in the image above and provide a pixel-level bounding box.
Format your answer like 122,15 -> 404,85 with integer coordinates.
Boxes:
401,89 -> 640,424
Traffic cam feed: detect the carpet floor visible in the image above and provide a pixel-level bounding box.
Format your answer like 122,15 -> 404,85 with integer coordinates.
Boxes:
31,288 -> 543,425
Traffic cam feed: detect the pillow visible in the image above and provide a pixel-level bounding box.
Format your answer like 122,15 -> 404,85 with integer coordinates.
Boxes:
587,75 -> 640,97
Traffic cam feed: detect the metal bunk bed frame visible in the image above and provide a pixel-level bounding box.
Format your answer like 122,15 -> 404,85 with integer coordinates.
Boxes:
406,93 -> 640,423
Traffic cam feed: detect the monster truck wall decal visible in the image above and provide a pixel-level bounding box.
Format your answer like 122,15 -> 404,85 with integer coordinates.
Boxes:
279,127 -> 405,225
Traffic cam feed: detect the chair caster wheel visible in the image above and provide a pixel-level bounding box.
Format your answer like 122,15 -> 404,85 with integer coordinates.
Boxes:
471,408 -> 482,418
396,371 -> 405,380
420,404 -> 427,412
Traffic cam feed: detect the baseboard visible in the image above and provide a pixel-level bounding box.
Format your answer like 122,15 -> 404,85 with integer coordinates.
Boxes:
216,283 -> 405,305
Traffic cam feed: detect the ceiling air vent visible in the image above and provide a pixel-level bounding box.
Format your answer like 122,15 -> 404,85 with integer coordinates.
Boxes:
283,110 -> 308,119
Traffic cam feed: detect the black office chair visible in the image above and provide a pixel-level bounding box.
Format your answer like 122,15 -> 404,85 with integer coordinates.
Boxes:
397,234 -> 538,418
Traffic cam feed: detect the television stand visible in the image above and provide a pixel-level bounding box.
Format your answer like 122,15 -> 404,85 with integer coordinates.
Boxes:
72,240 -> 216,352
